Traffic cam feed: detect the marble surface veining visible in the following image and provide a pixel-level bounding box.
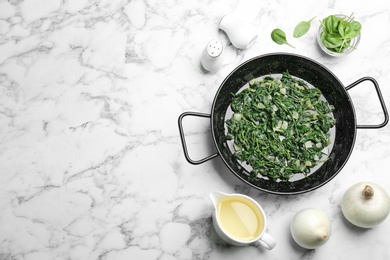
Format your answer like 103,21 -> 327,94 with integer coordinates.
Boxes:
0,0 -> 390,259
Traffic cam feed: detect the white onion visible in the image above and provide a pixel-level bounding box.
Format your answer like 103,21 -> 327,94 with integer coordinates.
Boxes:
290,208 -> 331,249
341,182 -> 390,228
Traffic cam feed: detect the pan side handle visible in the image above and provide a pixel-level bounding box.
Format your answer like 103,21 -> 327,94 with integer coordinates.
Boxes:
178,112 -> 219,164
346,77 -> 389,129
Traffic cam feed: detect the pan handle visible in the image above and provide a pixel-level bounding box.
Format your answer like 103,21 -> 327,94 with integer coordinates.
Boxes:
178,112 -> 219,164
346,77 -> 389,129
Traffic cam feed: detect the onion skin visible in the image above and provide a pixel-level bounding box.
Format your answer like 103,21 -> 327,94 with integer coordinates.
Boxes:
341,182 -> 390,228
290,208 -> 331,249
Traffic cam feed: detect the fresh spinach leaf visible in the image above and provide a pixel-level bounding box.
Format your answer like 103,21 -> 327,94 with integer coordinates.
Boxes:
323,33 -> 343,48
293,17 -> 315,38
271,28 -> 295,48
338,20 -> 345,37
347,21 -> 362,38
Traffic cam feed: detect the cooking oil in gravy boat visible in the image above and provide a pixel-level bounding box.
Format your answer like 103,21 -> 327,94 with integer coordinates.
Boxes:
210,191 -> 276,249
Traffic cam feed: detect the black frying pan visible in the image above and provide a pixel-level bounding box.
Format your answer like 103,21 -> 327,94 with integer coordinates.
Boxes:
178,53 -> 388,195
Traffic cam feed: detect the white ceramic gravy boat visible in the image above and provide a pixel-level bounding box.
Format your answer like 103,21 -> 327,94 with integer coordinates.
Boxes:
210,191 -> 276,249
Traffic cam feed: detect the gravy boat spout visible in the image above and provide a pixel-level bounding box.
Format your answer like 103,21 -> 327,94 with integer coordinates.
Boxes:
210,191 -> 228,208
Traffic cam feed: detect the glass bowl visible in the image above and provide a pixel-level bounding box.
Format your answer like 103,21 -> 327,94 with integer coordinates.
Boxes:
317,14 -> 361,57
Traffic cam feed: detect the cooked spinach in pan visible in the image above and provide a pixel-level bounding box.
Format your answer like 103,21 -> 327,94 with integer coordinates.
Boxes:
225,72 -> 335,181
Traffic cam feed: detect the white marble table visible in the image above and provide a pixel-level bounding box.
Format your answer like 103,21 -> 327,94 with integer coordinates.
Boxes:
1,0 -> 389,259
